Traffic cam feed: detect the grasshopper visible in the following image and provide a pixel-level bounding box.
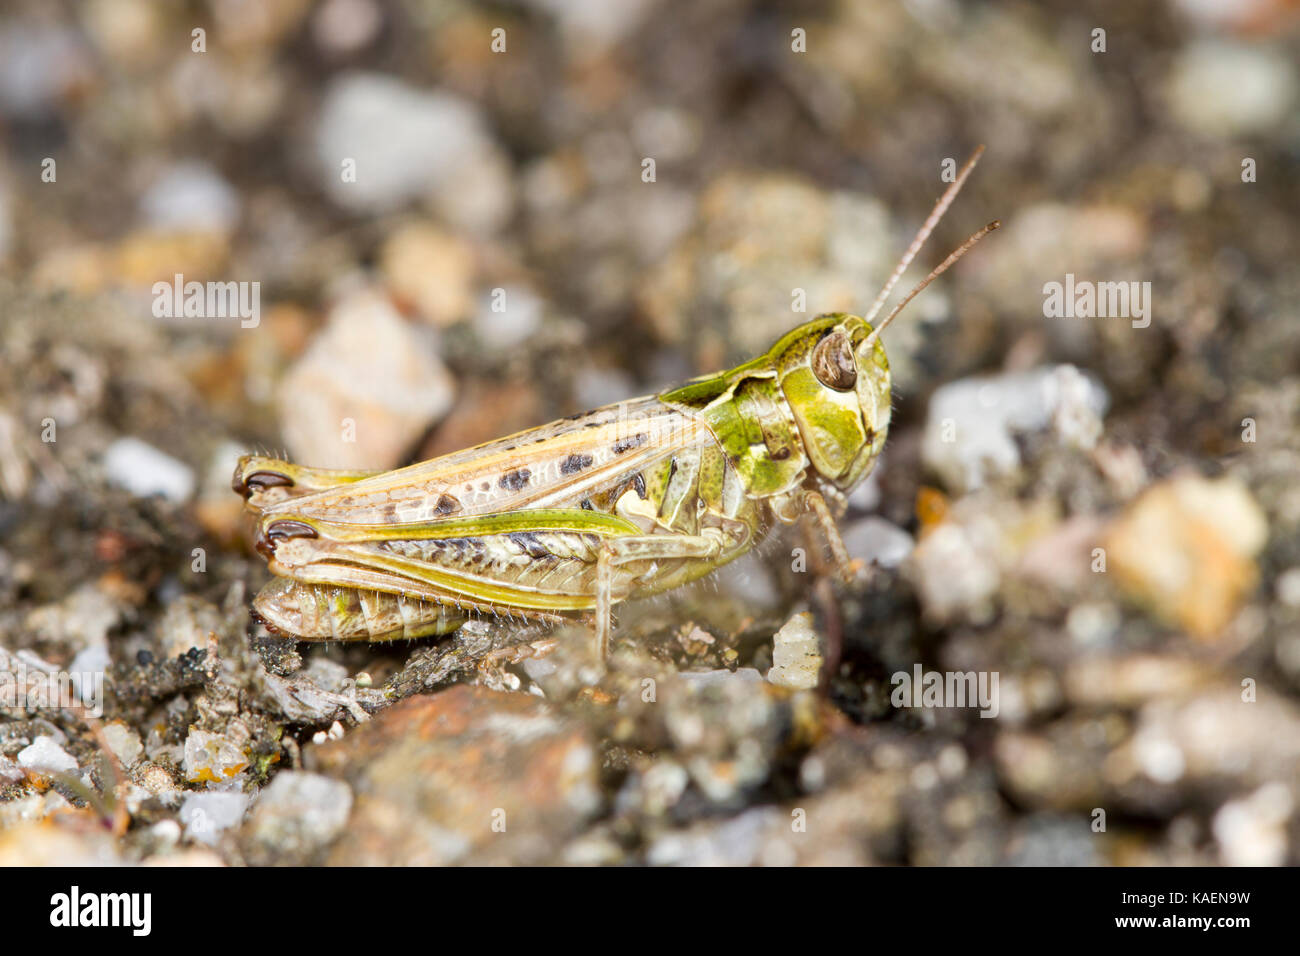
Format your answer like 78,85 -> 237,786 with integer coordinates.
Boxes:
233,148 -> 998,656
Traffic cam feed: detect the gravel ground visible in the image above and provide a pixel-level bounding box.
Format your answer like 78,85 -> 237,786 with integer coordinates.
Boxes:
1,0 -> 1298,866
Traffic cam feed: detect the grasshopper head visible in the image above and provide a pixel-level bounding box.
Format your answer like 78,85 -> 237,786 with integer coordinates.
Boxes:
763,147 -> 998,496
769,313 -> 890,493
767,155 -> 1000,495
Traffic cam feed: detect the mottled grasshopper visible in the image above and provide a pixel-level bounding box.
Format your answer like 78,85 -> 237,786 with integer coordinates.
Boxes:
233,148 -> 997,655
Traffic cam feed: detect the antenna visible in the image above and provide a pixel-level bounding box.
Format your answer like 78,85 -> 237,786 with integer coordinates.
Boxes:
861,145 -> 988,334
863,219 -> 1000,350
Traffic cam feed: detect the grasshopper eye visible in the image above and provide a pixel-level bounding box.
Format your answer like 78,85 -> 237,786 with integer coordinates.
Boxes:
811,332 -> 857,391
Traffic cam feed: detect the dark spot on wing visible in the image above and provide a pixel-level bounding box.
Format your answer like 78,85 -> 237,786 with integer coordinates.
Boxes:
613,432 -> 648,454
560,453 -> 594,475
499,468 -> 531,491
433,494 -> 461,516
481,481 -> 490,491
580,498 -> 594,510
508,532 -> 554,560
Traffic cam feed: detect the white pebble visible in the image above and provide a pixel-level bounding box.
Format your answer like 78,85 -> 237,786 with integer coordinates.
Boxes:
1168,40 -> 1297,138
17,735 -> 78,775
921,365 -> 1108,493
180,791 -> 250,845
102,437 -> 195,502
139,160 -> 240,233
767,612 -> 822,690
1213,783 -> 1293,866
842,516 -> 914,569
313,73 -> 512,232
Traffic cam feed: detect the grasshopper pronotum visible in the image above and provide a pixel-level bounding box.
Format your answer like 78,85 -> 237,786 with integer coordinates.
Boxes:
233,148 -> 998,656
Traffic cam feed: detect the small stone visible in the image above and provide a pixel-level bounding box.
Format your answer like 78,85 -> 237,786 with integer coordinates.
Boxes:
0,25 -> 93,120
102,437 -> 195,502
906,520 -> 1001,626
17,735 -> 78,775
1063,654 -> 1210,708
302,656 -> 349,693
138,763 -> 177,795
180,791 -> 250,846
0,756 -> 23,786
1064,601 -> 1122,647
81,0 -> 164,66
314,687 -> 600,865
662,671 -> 787,805
636,760 -> 691,817
1167,40 -> 1297,138
842,517 -> 914,569
138,160 -> 240,234
521,0 -> 656,54
1107,685 -> 1300,795
24,583 -> 122,649
1277,567 -> 1300,608
183,730 -> 249,784
313,73 -> 512,233
0,823 -> 122,866
474,284 -> 544,348
1017,515 -> 1109,595
523,656 -> 558,680
244,771 -> 353,863
277,290 -> 455,470
380,222 -> 476,327
312,0 -> 383,55
156,596 -> 221,658
767,612 -> 822,690
647,807 -> 785,866
1106,475 -> 1267,639
144,819 -> 182,853
101,722 -> 144,769
1003,816 -> 1099,867
68,645 -> 109,710
921,365 -> 1108,493
111,229 -> 230,290
1212,783 -> 1292,867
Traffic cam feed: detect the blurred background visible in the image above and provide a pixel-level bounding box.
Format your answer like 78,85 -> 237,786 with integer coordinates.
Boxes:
1,0 -> 1299,866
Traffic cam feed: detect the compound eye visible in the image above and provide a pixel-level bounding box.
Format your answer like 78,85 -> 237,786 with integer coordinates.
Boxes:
811,332 -> 857,391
